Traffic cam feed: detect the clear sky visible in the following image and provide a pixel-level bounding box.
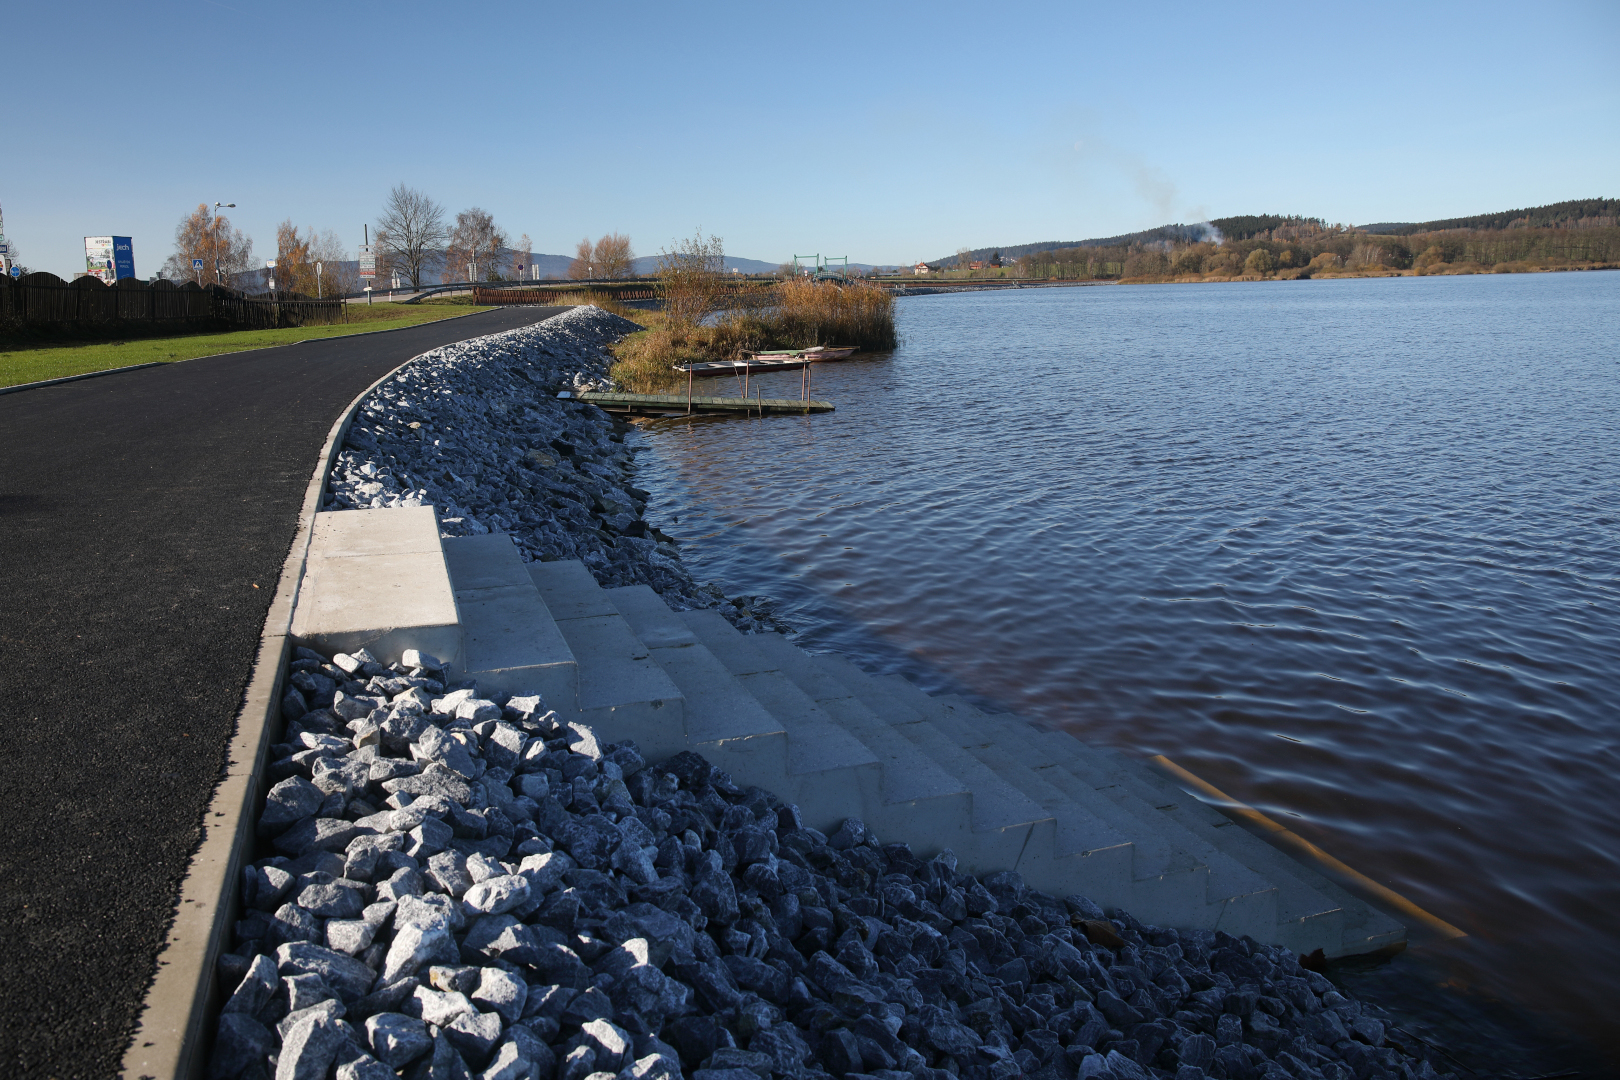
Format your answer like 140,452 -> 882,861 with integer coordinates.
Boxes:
7,0 -> 1617,277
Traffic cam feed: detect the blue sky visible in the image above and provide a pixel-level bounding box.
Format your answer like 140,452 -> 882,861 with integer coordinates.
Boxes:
7,0 -> 1617,277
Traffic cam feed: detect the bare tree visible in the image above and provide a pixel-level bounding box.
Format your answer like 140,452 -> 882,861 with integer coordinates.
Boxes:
311,229 -> 360,297
161,203 -> 254,285
569,237 -> 594,280
592,233 -> 635,279
514,233 -> 533,280
444,207 -> 509,282
656,229 -> 727,327
376,184 -> 447,289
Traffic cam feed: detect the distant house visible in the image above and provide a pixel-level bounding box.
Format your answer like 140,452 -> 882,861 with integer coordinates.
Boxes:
968,261 -> 986,271
914,262 -> 931,275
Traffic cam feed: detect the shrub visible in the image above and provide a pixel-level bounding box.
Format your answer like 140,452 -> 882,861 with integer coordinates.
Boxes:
1244,248 -> 1275,274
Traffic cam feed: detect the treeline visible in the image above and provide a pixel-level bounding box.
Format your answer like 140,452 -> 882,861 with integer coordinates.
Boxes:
1362,197 -> 1619,235
1016,221 -> 1620,281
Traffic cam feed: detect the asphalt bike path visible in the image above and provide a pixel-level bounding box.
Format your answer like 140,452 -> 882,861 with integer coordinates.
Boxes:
0,307 -> 568,1078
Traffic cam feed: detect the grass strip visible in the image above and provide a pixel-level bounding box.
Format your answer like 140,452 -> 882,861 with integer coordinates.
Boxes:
0,304 -> 495,389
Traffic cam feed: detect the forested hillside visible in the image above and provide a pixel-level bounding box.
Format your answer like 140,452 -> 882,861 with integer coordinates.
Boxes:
931,198 -> 1616,282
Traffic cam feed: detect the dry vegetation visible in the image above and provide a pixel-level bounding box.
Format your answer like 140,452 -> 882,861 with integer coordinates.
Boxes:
605,245 -> 898,394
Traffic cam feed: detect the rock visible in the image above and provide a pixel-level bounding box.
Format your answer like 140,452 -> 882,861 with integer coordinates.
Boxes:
366,1011 -> 434,1069
275,1012 -> 348,1080
211,1012 -> 276,1080
335,1056 -> 397,1080
472,967 -> 528,1024
478,1041 -> 536,1080
297,882 -> 366,919
260,778 -> 325,837
325,919 -> 377,957
222,953 -> 281,1018
443,1009 -> 505,1068
384,917 -> 458,982
402,649 -> 443,671
407,986 -> 479,1028
462,874 -> 532,917
274,942 -> 376,1003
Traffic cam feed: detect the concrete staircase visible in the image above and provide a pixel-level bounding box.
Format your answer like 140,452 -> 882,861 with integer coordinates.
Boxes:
289,509 -> 1404,958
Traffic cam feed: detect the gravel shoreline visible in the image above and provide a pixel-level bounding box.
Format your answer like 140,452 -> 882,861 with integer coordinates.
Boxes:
322,305 -> 784,631
208,309 -> 1452,1080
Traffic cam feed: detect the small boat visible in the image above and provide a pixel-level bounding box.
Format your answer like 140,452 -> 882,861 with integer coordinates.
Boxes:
675,346 -> 859,375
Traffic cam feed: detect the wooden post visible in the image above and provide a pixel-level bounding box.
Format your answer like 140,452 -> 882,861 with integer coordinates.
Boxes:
687,363 -> 693,415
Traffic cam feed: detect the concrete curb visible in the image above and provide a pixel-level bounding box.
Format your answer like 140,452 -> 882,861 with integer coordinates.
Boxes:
0,361 -> 166,395
117,309 -> 565,1079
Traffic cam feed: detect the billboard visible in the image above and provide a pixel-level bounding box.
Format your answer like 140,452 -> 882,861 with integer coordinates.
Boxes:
358,244 -> 376,279
85,236 -> 135,283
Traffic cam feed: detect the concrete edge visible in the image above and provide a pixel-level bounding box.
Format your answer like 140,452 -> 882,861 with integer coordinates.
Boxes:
0,360 -> 166,395
116,328 -> 483,1079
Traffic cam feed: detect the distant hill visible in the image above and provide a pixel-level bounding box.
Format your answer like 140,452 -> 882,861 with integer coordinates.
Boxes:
935,215 -> 1322,266
943,199 -> 1614,265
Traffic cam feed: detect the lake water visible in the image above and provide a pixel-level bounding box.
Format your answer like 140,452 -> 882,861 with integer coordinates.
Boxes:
630,272 -> 1620,1070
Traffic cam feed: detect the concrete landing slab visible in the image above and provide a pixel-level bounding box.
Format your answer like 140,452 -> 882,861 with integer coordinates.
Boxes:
291,506 -> 461,667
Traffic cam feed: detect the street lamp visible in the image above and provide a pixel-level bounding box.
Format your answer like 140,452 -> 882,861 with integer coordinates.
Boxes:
212,202 -> 235,285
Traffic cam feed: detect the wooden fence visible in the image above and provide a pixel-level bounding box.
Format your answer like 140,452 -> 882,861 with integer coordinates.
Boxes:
0,272 -> 346,332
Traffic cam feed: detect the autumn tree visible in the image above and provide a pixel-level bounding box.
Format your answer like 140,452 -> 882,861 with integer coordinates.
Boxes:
444,207 -> 509,282
376,184 -> 447,289
569,237 -> 594,280
1244,248 -> 1275,274
592,233 -> 635,279
161,203 -> 254,285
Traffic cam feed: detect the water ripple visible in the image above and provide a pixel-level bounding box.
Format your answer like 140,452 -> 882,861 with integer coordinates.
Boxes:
633,273 -> 1620,1062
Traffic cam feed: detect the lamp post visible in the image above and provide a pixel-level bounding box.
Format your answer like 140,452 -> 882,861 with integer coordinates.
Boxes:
266,259 -> 277,294
316,261 -> 323,299
211,202 -> 235,284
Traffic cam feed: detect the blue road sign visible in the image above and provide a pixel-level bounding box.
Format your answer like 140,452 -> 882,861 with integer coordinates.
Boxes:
9,266 -> 19,278
192,258 -> 204,269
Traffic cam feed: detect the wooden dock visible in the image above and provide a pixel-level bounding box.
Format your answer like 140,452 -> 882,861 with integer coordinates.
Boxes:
577,392 -> 834,417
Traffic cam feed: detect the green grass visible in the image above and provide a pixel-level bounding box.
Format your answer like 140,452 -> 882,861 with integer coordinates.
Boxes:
0,304 -> 495,389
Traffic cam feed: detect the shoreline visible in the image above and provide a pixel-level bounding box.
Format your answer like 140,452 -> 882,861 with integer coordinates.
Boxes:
198,305 -> 1467,1080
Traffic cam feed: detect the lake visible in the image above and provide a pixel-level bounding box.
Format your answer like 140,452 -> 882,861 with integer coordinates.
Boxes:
630,272 -> 1619,1069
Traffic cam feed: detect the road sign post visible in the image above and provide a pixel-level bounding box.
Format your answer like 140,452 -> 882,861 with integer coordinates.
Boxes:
191,258 -> 204,285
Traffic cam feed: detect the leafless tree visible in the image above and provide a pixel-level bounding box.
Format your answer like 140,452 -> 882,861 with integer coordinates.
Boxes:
657,229 -> 727,327
514,233 -> 533,280
376,184 -> 447,289
569,237 -> 594,280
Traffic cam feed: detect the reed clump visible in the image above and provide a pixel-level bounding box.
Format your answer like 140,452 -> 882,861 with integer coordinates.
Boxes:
769,278 -> 897,352
607,280 -> 897,394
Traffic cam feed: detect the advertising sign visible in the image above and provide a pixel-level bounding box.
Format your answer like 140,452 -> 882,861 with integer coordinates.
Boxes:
84,236 -> 136,283
0,239 -> 10,257
358,244 -> 376,278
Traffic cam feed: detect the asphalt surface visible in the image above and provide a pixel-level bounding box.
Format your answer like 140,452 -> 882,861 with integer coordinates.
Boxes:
0,307 -> 568,1079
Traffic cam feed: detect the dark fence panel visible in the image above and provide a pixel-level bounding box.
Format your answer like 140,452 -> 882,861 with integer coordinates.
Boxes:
0,273 -> 344,332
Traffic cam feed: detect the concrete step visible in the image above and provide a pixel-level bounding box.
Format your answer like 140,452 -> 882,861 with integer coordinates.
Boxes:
439,534 -> 578,706
525,561 -> 685,757
809,652 -> 1139,907
915,694 -> 1283,940
746,634 -> 977,860
605,584 -> 793,796
291,507 -> 462,669
676,610 -> 883,834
